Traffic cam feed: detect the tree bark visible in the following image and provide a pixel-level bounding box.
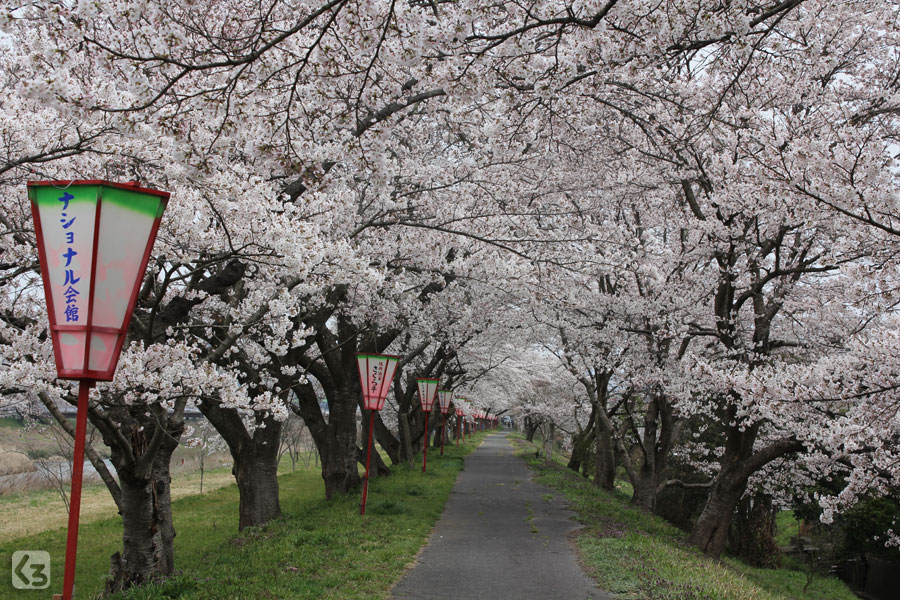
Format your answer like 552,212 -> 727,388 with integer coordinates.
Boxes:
199,398 -> 283,529
593,414 -> 616,491
291,375 -> 364,498
398,412 -> 415,468
543,422 -> 555,464
369,406 -> 401,465
233,420 -> 283,530
92,402 -> 183,594
567,407 -> 596,475
688,423 -> 802,557
729,494 -> 781,567
322,387 -> 363,497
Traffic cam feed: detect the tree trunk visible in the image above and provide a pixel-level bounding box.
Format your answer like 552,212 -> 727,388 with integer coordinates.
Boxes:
632,464 -> 659,510
322,387 -> 363,497
99,405 -> 182,594
369,406 -> 400,466
568,407 -> 596,475
687,423 -> 801,557
398,412 -> 415,468
544,422 -> 555,464
200,399 -> 284,529
525,417 -> 539,442
729,494 -> 781,567
629,393 -> 678,511
594,417 -> 616,491
233,420 -> 283,530
687,470 -> 747,557
433,415 -> 446,448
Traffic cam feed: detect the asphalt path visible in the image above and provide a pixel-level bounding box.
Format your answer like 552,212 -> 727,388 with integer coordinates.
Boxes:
392,431 -> 611,600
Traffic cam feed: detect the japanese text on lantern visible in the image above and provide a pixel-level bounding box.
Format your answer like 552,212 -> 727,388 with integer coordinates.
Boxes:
370,362 -> 384,394
58,191 -> 80,322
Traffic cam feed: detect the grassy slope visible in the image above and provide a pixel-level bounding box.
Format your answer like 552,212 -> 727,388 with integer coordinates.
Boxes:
510,436 -> 857,600
0,465 -> 239,543
0,437 -> 482,600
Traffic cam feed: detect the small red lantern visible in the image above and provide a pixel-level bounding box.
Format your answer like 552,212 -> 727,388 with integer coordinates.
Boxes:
416,378 -> 439,472
356,353 -> 401,515
29,180 -> 169,600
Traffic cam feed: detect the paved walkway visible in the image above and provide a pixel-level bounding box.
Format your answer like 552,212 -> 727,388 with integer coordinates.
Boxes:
392,431 -> 610,600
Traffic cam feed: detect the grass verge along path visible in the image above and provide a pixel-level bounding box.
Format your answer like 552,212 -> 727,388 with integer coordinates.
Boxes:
0,436 -> 483,600
510,436 -> 857,600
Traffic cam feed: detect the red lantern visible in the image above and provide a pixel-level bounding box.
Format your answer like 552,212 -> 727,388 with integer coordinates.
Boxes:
356,353 -> 400,515
29,180 -> 169,600
416,378 -> 439,472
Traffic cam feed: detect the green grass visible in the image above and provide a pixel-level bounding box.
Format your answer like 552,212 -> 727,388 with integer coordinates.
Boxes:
775,510 -> 800,547
0,417 -> 23,429
509,435 -> 857,600
0,434 -> 486,600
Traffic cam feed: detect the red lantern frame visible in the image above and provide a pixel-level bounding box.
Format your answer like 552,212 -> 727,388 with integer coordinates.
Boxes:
29,180 -> 169,381
356,353 -> 400,515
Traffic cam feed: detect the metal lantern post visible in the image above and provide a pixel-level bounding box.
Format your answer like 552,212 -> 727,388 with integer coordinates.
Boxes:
356,353 -> 401,515
416,378 -> 439,472
29,180 -> 169,600
437,390 -> 452,456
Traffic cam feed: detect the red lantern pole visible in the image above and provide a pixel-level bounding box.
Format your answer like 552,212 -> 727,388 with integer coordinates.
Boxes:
440,413 -> 446,456
60,380 -> 92,600
360,410 -> 376,515
29,181 -> 169,600
422,412 -> 430,472
456,416 -> 461,448
356,353 -> 400,515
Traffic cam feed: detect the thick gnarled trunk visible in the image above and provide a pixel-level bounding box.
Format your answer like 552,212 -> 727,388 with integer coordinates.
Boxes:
688,422 -> 801,557
687,470 -> 747,557
97,404 -> 183,595
200,400 -> 283,529
729,494 -> 780,567
107,451 -> 176,593
233,421 -> 283,530
293,381 -> 362,498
